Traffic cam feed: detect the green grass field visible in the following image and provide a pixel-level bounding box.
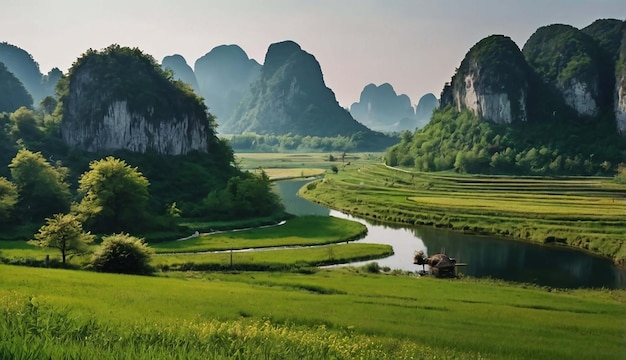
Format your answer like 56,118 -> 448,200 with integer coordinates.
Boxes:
299,163 -> 626,265
1,265 -> 624,359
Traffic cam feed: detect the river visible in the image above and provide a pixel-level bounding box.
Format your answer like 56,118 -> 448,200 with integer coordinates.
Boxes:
275,179 -> 626,289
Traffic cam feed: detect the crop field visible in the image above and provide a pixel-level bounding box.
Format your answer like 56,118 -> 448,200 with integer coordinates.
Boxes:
236,152 -> 383,179
1,265 -> 624,359
299,163 -> 626,265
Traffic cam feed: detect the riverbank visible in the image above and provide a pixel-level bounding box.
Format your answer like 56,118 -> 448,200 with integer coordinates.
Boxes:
299,163 -> 626,267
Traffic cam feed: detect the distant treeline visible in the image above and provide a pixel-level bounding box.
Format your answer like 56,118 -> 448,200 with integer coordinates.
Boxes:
227,132 -> 399,152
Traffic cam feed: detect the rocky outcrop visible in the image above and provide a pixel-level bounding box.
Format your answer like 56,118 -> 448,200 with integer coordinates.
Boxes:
523,24 -> 602,118
441,35 -> 529,124
415,93 -> 438,128
162,54 -> 201,95
60,45 -> 215,155
616,31 -> 626,133
194,45 -> 261,124
223,40 -> 371,136
349,83 -> 416,132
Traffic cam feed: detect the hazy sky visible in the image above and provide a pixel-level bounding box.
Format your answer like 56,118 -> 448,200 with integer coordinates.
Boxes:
2,0 -> 625,107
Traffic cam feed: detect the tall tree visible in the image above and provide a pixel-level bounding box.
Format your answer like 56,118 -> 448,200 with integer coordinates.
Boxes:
9,149 -> 71,221
76,157 -> 150,233
29,213 -> 95,264
0,177 -> 17,223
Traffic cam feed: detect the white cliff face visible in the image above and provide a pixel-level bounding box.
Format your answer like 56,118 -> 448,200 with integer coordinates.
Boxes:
454,72 -> 526,124
62,100 -> 209,155
615,70 -> 626,134
559,78 -> 599,117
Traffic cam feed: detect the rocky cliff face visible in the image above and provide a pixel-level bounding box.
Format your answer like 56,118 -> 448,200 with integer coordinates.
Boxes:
223,40 -> 371,136
350,83 -> 416,132
523,24 -> 602,118
616,32 -> 626,133
194,45 -> 261,124
162,54 -> 201,95
60,45 -> 215,155
441,35 -> 529,124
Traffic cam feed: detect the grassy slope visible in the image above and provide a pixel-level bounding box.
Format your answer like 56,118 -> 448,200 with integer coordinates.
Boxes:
300,163 -> 626,265
1,265 -> 624,359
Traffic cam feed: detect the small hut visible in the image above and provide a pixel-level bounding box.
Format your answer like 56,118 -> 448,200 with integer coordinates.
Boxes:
413,251 -> 458,278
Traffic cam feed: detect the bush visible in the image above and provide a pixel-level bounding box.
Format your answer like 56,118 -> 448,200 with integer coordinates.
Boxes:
363,262 -> 381,273
90,233 -> 154,275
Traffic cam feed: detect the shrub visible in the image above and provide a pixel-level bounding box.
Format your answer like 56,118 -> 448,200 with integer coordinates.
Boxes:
363,262 -> 380,273
90,233 -> 154,275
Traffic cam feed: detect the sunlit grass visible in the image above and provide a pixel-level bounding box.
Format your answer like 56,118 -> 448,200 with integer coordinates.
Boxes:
299,163 -> 626,264
152,216 -> 366,253
1,265 -> 624,359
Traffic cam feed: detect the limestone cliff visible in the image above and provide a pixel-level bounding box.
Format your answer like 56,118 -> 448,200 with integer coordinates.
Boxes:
223,40 -> 371,136
523,24 -> 602,118
616,31 -> 626,133
441,35 -> 529,124
0,61 -> 33,112
350,83 -> 416,132
194,45 -> 261,124
162,54 -> 201,95
60,45 -> 217,155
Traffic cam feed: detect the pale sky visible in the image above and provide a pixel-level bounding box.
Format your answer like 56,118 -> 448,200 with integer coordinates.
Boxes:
2,0 -> 624,107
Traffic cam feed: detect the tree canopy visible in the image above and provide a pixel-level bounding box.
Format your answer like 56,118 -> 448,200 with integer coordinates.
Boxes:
9,149 -> 71,221
76,156 -> 150,233
0,177 -> 17,223
29,213 -> 94,264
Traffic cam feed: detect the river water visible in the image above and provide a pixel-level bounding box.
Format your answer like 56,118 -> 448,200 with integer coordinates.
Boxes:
275,179 -> 626,289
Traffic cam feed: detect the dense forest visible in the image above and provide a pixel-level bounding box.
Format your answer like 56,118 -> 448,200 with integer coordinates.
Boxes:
385,106 -> 624,175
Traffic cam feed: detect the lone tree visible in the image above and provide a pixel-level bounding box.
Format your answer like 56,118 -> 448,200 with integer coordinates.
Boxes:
90,233 -> 154,275
76,157 -> 150,233
29,213 -> 95,264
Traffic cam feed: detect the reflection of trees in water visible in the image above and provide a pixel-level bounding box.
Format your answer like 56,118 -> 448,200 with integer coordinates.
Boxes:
413,227 -> 622,289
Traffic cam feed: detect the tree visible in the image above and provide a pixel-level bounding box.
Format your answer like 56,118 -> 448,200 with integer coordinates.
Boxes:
9,149 -> 71,221
90,233 -> 153,275
76,157 -> 150,233
0,177 -> 17,223
29,213 -> 95,264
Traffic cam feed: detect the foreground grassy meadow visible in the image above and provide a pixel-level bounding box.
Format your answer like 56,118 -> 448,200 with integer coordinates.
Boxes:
2,152 -> 626,358
2,264 -> 625,359
299,162 -> 626,266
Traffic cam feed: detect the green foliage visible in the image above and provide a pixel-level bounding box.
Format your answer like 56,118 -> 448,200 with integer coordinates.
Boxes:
195,170 -> 283,219
28,213 -> 94,264
76,157 -> 150,233
0,177 -> 17,223
9,149 -> 71,221
386,106 -> 626,175
90,233 -> 154,275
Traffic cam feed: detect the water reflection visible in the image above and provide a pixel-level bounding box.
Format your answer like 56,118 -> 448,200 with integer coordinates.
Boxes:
275,179 -> 626,289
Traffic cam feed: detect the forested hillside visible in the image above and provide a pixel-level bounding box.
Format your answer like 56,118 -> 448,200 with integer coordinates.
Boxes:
387,19 -> 626,175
